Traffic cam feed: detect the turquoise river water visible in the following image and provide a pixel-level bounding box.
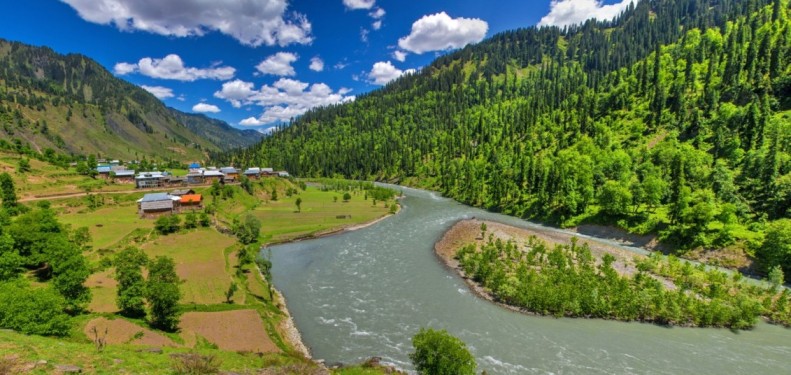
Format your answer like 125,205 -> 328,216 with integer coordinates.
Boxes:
269,186 -> 791,374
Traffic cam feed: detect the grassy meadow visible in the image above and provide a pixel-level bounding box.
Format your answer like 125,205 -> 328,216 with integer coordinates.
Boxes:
1,171 -> 400,374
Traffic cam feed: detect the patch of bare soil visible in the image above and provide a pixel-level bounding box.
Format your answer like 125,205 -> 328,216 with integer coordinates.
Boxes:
179,310 -> 279,354
84,317 -> 177,347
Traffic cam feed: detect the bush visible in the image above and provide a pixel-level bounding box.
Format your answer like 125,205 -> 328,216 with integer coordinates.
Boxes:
410,328 -> 476,375
0,282 -> 71,336
154,215 -> 181,235
171,353 -> 221,375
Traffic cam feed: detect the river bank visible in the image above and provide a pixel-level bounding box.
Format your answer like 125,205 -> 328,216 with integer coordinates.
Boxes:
433,219 -> 658,317
266,205 -> 401,363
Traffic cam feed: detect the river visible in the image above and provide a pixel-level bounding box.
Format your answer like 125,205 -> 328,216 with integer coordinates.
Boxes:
269,186 -> 791,374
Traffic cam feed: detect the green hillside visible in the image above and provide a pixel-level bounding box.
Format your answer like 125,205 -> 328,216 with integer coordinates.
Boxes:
0,39 -> 262,162
223,0 -> 791,272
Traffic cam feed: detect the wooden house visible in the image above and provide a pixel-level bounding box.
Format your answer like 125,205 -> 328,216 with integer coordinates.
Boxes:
170,189 -> 195,196
135,172 -> 166,189
220,167 -> 239,182
243,168 -> 261,179
112,170 -> 136,184
179,194 -> 203,210
137,193 -> 179,217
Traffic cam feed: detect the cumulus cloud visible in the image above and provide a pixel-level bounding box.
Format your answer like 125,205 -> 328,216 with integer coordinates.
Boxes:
60,0 -> 312,47
114,54 -> 235,81
372,20 -> 382,30
214,78 -> 354,125
367,61 -> 414,85
113,62 -> 137,75
193,103 -> 221,113
392,50 -> 407,62
256,52 -> 298,76
538,0 -> 634,27
309,56 -> 324,72
398,12 -> 487,54
141,85 -> 174,99
343,0 -> 375,10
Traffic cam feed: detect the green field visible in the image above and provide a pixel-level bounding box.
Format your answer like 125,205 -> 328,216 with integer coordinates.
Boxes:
59,204 -> 153,250
0,170 -> 398,374
142,229 -> 237,305
253,187 -> 391,242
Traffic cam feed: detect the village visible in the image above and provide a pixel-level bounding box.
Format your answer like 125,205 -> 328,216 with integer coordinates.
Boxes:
92,161 -> 291,218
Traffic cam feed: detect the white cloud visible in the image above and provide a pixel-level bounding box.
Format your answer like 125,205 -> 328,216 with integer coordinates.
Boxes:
240,117 -> 265,126
193,103 -> 221,113
367,61 -> 414,85
369,8 -> 385,19
256,52 -> 298,76
115,54 -> 235,81
60,0 -> 313,47
343,0 -> 375,10
113,62 -> 137,75
398,12 -> 488,54
360,28 -> 369,42
140,85 -> 174,99
214,78 -> 354,126
392,50 -> 407,62
538,0 -> 634,27
214,79 -> 256,108
334,60 -> 349,70
309,56 -> 324,72
372,20 -> 382,30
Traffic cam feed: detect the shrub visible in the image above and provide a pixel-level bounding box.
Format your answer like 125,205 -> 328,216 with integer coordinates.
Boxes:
171,353 -> 221,375
410,328 -> 476,375
0,282 -> 71,336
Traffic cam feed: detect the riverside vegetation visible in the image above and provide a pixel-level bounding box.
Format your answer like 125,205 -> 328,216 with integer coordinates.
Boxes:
456,234 -> 791,329
221,0 -> 791,278
0,152 -> 402,374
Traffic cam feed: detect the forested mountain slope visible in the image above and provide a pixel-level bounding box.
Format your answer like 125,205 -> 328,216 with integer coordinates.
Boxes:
0,39 -> 261,161
224,0 -> 791,271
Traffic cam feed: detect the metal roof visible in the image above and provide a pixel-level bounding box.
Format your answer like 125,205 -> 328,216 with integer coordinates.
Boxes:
220,167 -> 238,174
113,170 -> 135,177
139,193 -> 173,202
203,170 -> 225,177
141,200 -> 174,211
97,166 -> 112,173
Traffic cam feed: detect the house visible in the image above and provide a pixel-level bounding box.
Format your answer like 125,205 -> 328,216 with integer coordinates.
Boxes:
112,170 -> 136,184
204,170 -> 225,183
163,176 -> 186,187
220,167 -> 238,183
261,167 -> 275,176
179,194 -> 203,210
135,172 -> 166,189
276,171 -> 290,178
170,189 -> 195,196
96,165 -> 112,178
243,167 -> 261,179
188,162 -> 201,172
137,193 -> 179,217
186,171 -> 205,185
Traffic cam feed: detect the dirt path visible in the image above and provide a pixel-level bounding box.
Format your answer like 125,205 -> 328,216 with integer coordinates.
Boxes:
20,189 -> 145,202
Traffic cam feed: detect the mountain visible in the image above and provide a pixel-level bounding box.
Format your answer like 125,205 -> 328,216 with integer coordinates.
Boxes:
223,0 -> 791,269
0,39 -> 260,161
167,108 -> 263,152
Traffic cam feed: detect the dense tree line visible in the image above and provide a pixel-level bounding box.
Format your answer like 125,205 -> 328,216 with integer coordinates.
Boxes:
456,236 -> 790,329
220,0 -> 790,271
0,174 -> 91,335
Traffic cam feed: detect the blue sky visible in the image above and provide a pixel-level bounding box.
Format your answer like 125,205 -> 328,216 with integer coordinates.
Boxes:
0,0 -> 633,132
